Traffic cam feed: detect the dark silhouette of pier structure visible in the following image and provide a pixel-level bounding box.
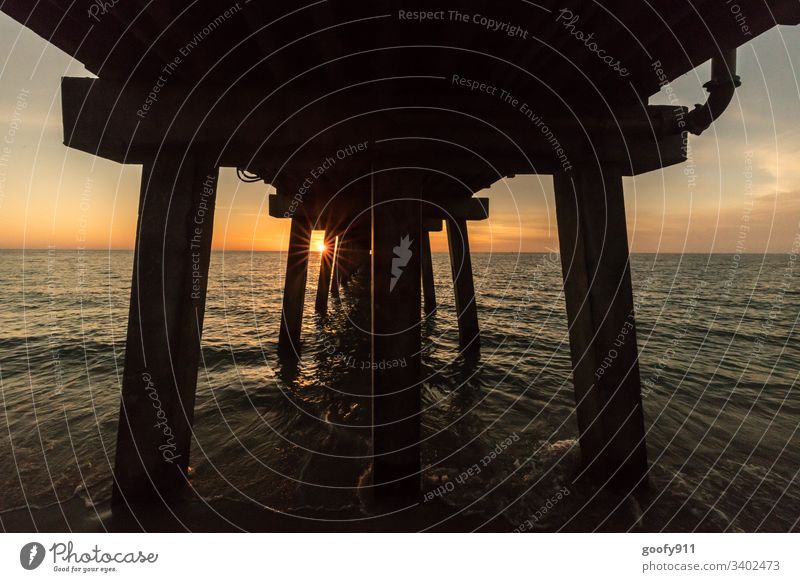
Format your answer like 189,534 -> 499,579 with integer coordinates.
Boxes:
3,0 -> 797,512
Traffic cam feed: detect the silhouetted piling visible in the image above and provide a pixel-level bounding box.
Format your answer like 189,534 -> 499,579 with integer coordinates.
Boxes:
113,153 -> 218,504
315,230 -> 336,313
371,181 -> 422,505
553,163 -> 648,491
278,216 -> 311,356
330,234 -> 341,299
421,230 -> 436,317
446,217 -> 480,359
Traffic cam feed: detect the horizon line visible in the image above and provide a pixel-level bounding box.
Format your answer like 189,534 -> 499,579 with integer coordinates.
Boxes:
0,248 -> 795,255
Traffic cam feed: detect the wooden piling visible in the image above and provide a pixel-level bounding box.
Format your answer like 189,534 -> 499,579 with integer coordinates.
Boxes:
330,234 -> 340,299
421,230 -> 437,317
315,230 -> 336,313
112,153 -> 218,505
339,226 -> 370,286
278,216 -> 311,356
371,181 -> 422,504
446,217 -> 480,358
553,162 -> 649,491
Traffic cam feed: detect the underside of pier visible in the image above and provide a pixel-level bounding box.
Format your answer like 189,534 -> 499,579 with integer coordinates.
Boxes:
3,0 -> 798,521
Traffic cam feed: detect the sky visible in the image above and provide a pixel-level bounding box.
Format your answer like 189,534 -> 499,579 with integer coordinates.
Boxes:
0,13 -> 798,253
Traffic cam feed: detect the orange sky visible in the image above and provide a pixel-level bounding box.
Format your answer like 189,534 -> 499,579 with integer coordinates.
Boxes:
0,14 -> 798,254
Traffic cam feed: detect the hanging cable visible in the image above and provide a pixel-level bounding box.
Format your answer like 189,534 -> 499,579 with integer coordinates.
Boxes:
237,168 -> 263,183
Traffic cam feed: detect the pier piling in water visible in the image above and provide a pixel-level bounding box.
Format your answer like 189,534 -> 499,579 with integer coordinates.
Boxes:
113,154 -> 218,505
371,177 -> 423,505
330,234 -> 341,299
553,163 -> 649,491
278,216 -> 311,356
420,228 -> 437,318
315,230 -> 336,314
446,217 -> 480,359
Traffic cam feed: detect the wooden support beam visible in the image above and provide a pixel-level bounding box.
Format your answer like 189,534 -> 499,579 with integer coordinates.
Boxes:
330,234 -> 341,299
268,194 -> 490,222
112,153 -> 218,505
315,230 -> 336,313
371,178 -> 422,505
278,217 -> 311,356
61,78 -> 687,176
421,230 -> 437,318
427,197 -> 489,221
446,218 -> 480,359
423,217 -> 443,232
553,163 -> 649,491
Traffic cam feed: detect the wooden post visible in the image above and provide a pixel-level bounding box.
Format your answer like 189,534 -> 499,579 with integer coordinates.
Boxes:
113,153 -> 218,505
446,217 -> 480,358
553,162 -> 648,491
421,230 -> 437,317
314,230 -> 336,313
278,216 -> 311,356
371,179 -> 422,505
330,234 -> 340,299
347,224 -> 369,285
336,232 -> 354,287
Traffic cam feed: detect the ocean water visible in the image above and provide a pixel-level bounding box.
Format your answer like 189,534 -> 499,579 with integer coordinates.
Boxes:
0,249 -> 798,532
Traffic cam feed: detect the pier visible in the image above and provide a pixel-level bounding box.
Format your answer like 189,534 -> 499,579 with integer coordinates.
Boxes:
2,0 -> 797,514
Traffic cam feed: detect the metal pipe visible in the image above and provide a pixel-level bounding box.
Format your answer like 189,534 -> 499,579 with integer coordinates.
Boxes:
684,49 -> 741,135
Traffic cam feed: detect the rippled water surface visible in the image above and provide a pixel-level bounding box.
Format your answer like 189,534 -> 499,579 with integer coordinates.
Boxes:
1,250 -> 798,531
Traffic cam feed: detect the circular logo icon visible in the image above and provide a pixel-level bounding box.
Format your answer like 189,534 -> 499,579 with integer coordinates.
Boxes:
20,542 -> 46,570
